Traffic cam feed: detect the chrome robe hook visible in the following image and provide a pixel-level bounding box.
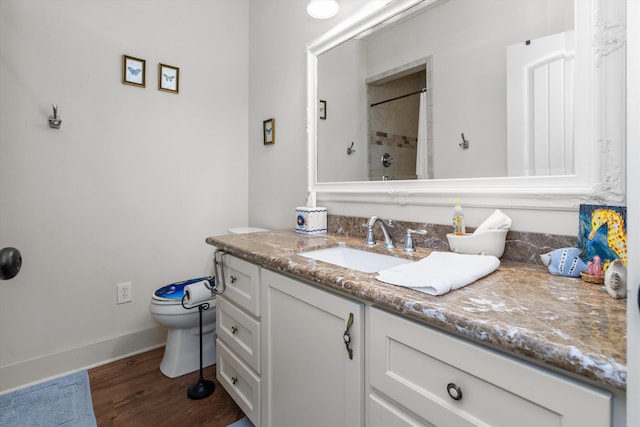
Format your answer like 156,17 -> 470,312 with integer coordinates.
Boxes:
48,104 -> 62,129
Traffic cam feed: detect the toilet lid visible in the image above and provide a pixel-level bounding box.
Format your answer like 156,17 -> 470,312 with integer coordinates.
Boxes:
153,277 -> 215,301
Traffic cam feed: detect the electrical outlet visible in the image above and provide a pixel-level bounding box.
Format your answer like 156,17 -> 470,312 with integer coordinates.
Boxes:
117,282 -> 132,304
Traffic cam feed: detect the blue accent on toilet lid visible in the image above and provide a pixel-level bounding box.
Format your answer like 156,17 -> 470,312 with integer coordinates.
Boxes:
154,277 -> 214,300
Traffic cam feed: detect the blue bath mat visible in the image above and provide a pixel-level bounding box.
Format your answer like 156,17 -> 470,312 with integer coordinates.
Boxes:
0,370 -> 96,427
228,416 -> 254,427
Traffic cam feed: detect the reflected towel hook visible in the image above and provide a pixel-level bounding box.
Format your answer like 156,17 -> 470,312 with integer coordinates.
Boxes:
459,133 -> 469,149
347,142 -> 356,155
48,104 -> 62,129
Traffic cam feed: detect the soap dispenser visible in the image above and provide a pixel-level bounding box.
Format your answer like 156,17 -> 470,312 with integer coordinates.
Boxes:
452,198 -> 466,236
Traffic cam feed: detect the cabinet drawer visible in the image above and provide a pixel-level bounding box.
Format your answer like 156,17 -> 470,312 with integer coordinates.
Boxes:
220,254 -> 261,317
217,296 -> 261,373
368,307 -> 611,427
368,392 -> 429,427
217,339 -> 261,426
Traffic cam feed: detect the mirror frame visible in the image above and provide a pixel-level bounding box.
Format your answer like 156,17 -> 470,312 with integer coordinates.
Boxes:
306,0 -> 625,210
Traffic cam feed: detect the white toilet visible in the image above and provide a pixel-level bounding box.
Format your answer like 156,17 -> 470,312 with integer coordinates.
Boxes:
149,277 -> 217,378
149,226 -> 268,378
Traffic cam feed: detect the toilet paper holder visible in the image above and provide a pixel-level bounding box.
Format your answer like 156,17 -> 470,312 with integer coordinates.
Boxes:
181,293 -> 215,400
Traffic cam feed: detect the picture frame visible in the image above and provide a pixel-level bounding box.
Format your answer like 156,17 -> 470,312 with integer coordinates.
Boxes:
263,118 -> 275,145
319,100 -> 327,120
158,63 -> 179,94
578,204 -> 627,266
122,55 -> 146,87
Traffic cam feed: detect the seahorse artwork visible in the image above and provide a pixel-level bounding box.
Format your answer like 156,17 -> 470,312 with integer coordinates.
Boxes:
587,208 -> 627,266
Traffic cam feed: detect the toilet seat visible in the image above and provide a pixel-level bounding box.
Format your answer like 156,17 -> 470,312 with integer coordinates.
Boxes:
151,277 -> 215,305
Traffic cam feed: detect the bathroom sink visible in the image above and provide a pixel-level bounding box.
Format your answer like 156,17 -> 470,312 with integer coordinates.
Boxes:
299,246 -> 413,273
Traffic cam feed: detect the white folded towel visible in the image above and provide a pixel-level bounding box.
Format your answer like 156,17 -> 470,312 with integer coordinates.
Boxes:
473,209 -> 512,234
376,252 -> 500,296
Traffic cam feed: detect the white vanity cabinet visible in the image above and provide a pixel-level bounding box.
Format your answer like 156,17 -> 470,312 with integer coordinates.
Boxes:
261,269 -> 364,427
367,307 -> 612,427
216,255 -> 262,425
215,253 -> 616,427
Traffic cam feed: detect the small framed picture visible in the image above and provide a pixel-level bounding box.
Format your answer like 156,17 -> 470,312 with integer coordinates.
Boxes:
319,100 -> 327,120
158,63 -> 179,93
263,118 -> 275,145
122,55 -> 146,87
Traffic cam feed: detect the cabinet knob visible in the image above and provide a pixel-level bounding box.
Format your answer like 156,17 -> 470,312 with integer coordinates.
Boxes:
447,383 -> 463,401
229,275 -> 237,284
231,376 -> 238,385
231,326 -> 238,335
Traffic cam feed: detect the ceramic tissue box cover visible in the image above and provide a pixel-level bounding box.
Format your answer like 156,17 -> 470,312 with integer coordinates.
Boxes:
295,207 -> 327,234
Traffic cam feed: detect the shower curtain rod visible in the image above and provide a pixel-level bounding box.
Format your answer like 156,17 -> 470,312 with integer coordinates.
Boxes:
370,88 -> 426,107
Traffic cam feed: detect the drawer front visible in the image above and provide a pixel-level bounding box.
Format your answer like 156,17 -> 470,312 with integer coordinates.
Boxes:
217,296 -> 261,373
368,307 -> 611,427
217,339 -> 261,426
368,392 -> 431,427
220,254 -> 261,317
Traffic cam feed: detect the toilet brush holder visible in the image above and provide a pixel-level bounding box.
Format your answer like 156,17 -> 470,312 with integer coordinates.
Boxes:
181,298 -> 215,400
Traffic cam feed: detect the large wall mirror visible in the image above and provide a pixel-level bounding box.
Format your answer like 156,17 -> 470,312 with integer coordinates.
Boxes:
306,0 -> 625,209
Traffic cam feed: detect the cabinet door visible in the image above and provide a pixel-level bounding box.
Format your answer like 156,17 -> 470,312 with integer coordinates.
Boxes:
262,269 -> 363,427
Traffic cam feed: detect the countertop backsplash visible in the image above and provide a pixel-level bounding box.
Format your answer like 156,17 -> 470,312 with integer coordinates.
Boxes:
327,214 -> 577,265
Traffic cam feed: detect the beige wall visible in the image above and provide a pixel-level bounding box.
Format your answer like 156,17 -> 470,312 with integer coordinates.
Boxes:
0,0 -> 249,392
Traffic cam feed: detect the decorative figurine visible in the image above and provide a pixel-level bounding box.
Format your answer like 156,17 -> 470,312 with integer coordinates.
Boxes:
604,259 -> 627,299
587,255 -> 603,277
540,247 -> 588,278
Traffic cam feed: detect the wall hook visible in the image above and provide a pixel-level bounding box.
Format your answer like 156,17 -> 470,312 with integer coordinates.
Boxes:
459,132 -> 469,149
48,104 -> 62,129
347,142 -> 356,155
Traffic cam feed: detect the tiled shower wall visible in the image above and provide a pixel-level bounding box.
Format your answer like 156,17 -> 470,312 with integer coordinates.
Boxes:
368,58 -> 433,180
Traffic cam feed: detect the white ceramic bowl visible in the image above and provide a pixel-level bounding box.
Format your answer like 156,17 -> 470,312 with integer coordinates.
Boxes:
446,230 -> 508,257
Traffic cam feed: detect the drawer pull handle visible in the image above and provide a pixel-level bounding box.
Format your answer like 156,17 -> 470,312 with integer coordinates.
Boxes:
231,326 -> 238,335
231,376 -> 238,385
447,383 -> 463,401
229,275 -> 237,284
343,312 -> 354,360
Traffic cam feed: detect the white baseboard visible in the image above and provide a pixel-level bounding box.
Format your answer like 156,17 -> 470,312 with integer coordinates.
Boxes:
0,326 -> 166,395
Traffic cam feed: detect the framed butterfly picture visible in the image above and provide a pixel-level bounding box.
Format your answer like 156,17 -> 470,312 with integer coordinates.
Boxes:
122,55 -> 146,87
158,63 -> 179,93
263,118 -> 275,145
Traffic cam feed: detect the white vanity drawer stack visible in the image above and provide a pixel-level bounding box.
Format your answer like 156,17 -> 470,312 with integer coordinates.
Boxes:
216,254 -> 262,426
367,307 -> 612,427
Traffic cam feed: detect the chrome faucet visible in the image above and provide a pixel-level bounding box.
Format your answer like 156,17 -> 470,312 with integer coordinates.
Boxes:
363,216 -> 395,249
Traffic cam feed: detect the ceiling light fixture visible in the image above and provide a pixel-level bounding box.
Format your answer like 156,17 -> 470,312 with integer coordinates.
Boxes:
307,0 -> 340,19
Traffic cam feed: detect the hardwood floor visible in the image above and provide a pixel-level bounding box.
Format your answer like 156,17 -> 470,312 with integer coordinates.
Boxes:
89,347 -> 245,426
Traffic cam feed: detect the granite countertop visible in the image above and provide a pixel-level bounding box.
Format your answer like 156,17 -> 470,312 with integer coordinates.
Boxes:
206,229 -> 627,391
